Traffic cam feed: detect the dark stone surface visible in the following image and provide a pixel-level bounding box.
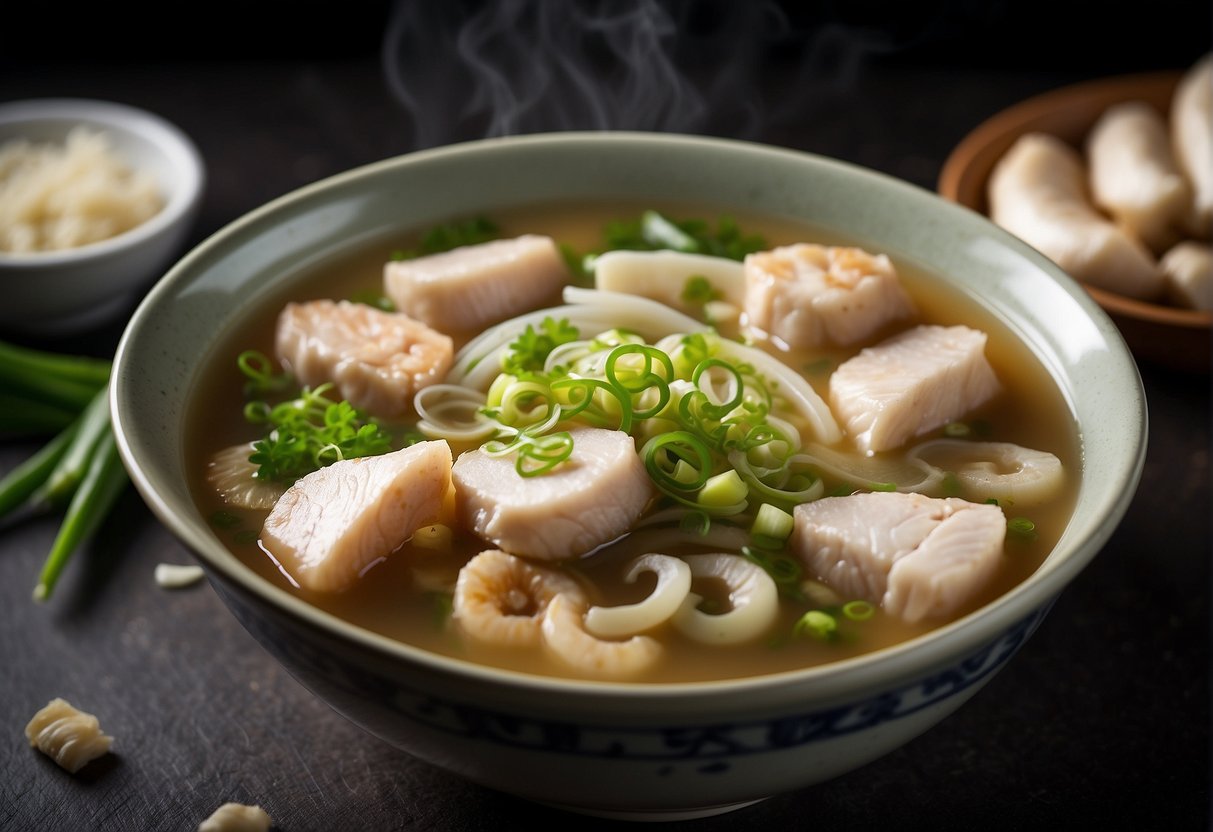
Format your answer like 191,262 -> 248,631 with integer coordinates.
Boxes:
1,7 -> 1209,830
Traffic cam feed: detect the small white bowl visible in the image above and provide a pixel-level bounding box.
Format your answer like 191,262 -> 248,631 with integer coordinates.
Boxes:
0,98 -> 205,334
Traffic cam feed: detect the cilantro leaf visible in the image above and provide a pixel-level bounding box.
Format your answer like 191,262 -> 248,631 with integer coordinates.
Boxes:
502,317 -> 581,376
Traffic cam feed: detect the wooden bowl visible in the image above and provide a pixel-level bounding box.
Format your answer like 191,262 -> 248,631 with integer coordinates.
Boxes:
939,72 -> 1211,374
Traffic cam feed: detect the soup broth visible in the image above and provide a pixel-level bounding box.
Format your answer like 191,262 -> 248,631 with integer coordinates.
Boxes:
186,201 -> 1080,683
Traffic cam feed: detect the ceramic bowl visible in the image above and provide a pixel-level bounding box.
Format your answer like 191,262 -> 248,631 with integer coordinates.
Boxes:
110,133 -> 1146,820
938,71 -> 1211,374
0,98 -> 205,334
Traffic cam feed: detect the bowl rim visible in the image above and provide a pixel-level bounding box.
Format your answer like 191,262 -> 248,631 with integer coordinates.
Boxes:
937,70 -> 1212,331
0,97 -> 206,267
112,130 -> 1147,702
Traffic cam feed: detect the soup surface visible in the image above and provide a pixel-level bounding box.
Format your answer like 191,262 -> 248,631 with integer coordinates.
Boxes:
186,201 -> 1079,683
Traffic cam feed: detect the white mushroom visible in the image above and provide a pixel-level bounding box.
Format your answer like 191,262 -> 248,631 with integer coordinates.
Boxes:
205,442 -> 285,510
909,439 -> 1064,507
671,553 -> 779,645
541,593 -> 664,681
584,553 -> 693,638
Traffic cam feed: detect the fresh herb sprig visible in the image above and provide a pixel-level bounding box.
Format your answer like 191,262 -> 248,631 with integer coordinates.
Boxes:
605,210 -> 767,261
390,215 -> 500,261
501,317 -> 580,376
237,352 -> 394,483
564,209 -> 768,282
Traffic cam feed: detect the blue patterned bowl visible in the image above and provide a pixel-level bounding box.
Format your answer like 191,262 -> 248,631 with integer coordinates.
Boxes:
111,133 -> 1145,819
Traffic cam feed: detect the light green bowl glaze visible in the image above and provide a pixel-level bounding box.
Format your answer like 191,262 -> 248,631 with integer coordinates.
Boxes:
111,132 -> 1145,819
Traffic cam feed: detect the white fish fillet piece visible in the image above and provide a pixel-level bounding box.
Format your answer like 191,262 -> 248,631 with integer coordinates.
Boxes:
1172,53 -> 1212,239
452,427 -> 652,561
829,324 -> 1000,454
988,132 -> 1164,299
792,491 -> 1006,623
1087,101 -> 1193,254
275,299 -> 453,421
261,441 -> 453,592
1161,241 -> 1213,311
383,234 -> 569,334
742,243 -> 915,348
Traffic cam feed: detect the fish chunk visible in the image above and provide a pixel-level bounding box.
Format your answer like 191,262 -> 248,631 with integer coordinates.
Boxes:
792,491 -> 1006,623
383,234 -> 569,334
742,244 -> 915,348
276,299 -> 453,421
594,249 -> 746,314
452,427 -> 652,561
829,324 -> 1000,454
261,440 -> 453,592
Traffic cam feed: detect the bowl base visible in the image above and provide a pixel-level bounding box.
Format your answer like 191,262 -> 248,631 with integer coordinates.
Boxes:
537,796 -> 768,821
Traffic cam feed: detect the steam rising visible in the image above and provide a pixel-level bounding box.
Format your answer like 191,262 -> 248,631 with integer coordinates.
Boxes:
381,0 -> 871,150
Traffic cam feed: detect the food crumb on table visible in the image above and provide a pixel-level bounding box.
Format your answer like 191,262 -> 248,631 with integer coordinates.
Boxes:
24,697 -> 113,773
154,562 -> 206,589
198,802 -> 273,832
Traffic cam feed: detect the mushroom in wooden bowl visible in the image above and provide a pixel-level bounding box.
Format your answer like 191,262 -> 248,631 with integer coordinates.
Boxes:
939,58 -> 1211,373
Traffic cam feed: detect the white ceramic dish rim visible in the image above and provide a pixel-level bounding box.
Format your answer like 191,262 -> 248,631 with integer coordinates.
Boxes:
0,97 -> 205,267
112,131 -> 1146,706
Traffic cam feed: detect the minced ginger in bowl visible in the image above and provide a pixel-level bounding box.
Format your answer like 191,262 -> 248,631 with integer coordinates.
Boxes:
0,126 -> 164,254
0,99 -> 203,334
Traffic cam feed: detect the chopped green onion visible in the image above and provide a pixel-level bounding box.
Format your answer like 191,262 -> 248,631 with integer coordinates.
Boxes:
1007,517 -> 1038,542
209,510 -> 242,529
842,600 -> 876,621
349,290 -> 396,312
679,510 -> 711,536
943,422 -> 970,438
941,472 -> 963,497
794,610 -> 838,641
681,275 -> 722,305
237,350 -> 293,397
428,591 -> 455,630
698,469 -> 748,509
642,431 -> 712,494
484,429 -> 574,478
750,503 -> 794,542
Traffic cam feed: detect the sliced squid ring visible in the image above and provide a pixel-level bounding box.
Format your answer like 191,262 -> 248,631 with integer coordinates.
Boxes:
671,553 -> 779,645
584,553 -> 692,639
